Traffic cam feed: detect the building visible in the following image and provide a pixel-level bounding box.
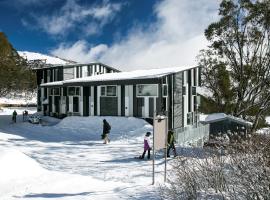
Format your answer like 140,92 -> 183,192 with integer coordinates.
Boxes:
35,62 -> 209,146
200,113 -> 252,136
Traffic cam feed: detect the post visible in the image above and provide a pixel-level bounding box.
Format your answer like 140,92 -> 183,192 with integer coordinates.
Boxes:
152,112 -> 156,185
164,116 -> 168,182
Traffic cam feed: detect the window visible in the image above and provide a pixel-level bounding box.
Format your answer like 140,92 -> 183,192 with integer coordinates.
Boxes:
100,86 -> 117,97
193,68 -> 197,86
192,86 -> 197,95
87,66 -> 92,76
187,112 -> 193,125
107,86 -> 116,96
49,88 -> 60,96
54,69 -> 58,81
68,87 -> 80,96
136,84 -> 158,97
53,88 -> 60,96
101,86 -> 106,96
162,84 -> 168,97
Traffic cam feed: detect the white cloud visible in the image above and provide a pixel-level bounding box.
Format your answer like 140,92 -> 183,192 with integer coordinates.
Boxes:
51,40 -> 108,63
38,0 -> 122,36
51,0 -> 220,71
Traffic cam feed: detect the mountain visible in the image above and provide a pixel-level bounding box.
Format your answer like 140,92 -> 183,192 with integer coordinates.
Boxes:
18,51 -> 76,65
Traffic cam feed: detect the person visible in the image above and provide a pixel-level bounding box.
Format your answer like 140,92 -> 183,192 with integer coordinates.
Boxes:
167,130 -> 177,157
102,119 -> 111,144
12,110 -> 17,123
140,132 -> 152,159
25,110 -> 28,121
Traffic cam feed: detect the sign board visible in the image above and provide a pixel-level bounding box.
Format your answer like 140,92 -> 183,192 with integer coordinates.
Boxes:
154,115 -> 168,150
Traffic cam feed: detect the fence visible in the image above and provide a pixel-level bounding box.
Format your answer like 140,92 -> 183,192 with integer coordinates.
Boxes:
174,124 -> 210,147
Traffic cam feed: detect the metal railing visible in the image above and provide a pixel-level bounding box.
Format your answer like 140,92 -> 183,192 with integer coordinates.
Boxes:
174,124 -> 210,147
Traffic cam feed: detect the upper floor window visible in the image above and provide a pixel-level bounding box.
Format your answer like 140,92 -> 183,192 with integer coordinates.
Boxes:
87,66 -> 92,76
136,84 -> 158,97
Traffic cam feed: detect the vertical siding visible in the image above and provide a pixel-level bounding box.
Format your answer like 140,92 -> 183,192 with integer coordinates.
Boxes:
173,72 -> 183,129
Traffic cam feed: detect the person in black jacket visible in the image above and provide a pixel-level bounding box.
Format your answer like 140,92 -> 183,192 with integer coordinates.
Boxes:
102,119 -> 111,144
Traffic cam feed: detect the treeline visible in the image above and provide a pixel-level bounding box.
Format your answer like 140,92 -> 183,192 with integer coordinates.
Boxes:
0,32 -> 36,98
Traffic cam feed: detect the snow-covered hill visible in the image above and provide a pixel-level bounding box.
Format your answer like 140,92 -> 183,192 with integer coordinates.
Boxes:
18,51 -> 76,65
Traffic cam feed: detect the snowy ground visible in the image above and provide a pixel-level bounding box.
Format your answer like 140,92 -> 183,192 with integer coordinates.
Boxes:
0,107 -> 173,200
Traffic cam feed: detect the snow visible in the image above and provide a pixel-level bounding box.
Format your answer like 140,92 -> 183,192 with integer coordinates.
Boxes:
0,92 -> 36,105
202,113 -> 252,126
18,51 -> 75,65
204,113 -> 227,122
41,66 -> 197,87
0,107 -> 166,200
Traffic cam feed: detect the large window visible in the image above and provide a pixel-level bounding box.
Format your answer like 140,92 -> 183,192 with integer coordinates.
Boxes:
68,87 -> 80,96
100,86 -> 117,97
136,84 -> 158,97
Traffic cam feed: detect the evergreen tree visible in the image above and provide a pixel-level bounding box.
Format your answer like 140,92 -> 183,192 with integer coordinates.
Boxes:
0,32 -> 36,97
198,0 -> 270,131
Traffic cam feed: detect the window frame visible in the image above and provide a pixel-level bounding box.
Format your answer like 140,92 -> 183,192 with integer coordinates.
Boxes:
67,86 -> 80,96
136,84 -> 158,97
100,85 -> 117,97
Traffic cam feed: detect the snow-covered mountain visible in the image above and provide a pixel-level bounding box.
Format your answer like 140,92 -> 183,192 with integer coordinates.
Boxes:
18,51 -> 76,65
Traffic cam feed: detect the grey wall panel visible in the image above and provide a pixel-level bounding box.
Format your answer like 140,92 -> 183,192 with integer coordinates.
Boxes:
173,72 -> 183,129
100,97 -> 118,116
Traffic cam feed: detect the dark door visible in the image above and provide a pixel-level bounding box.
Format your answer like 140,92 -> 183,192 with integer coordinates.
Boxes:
137,98 -> 144,117
73,97 -> 79,112
83,87 -> 90,116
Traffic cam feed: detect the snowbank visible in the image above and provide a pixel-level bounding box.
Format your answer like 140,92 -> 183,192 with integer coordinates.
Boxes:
55,116 -> 153,142
0,148 -> 45,182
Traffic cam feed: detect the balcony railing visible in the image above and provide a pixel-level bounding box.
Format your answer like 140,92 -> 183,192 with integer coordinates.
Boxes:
174,124 -> 209,147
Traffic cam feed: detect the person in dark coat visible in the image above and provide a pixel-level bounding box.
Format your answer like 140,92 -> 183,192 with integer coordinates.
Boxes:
167,130 -> 177,157
12,110 -> 17,123
102,119 -> 111,144
140,132 -> 151,159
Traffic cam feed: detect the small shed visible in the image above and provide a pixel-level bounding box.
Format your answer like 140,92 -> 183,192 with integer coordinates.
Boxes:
200,113 -> 252,136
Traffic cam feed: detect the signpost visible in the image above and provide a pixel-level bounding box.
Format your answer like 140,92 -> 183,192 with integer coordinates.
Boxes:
152,114 -> 168,185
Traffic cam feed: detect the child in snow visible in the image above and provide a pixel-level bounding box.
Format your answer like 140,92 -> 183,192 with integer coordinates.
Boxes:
140,132 -> 152,159
167,130 -> 177,157
12,110 -> 17,123
102,119 -> 111,144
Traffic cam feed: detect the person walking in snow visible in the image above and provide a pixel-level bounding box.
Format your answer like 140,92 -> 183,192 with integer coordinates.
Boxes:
140,132 -> 152,159
102,119 -> 111,144
12,110 -> 17,123
167,130 -> 177,157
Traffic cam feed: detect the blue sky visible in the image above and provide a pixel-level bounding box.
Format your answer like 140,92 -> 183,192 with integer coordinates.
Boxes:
0,0 -> 220,70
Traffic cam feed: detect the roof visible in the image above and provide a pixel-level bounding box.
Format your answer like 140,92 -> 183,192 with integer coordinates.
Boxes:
40,66 -> 197,87
33,62 -> 120,72
200,113 -> 253,127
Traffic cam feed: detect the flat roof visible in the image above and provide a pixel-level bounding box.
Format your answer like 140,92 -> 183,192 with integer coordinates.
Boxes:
201,113 -> 253,127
